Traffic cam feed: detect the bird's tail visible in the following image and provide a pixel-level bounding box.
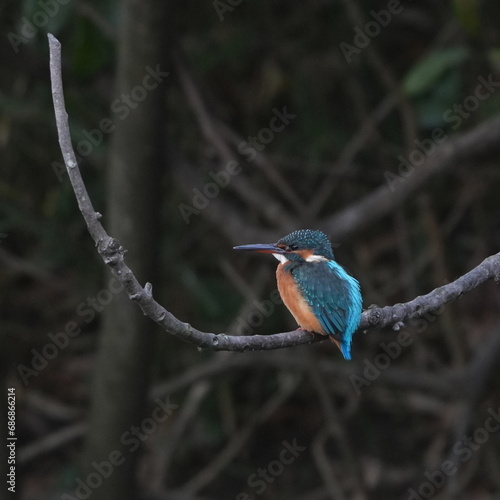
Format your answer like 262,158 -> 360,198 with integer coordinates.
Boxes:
329,337 -> 351,360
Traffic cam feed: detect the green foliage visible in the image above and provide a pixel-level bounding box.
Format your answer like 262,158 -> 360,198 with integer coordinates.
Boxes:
453,0 -> 481,35
403,48 -> 470,128
71,17 -> 114,78
22,0 -> 72,38
403,48 -> 470,98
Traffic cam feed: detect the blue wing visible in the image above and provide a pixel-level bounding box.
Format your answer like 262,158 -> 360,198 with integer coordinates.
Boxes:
292,260 -> 362,360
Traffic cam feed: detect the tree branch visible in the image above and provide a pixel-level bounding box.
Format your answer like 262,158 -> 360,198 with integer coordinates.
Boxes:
49,34 -> 500,353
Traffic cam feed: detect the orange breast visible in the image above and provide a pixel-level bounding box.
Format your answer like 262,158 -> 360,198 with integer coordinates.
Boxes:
276,264 -> 326,335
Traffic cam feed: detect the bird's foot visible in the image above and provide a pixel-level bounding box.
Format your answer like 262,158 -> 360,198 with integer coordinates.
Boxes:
297,327 -> 314,334
297,327 -> 324,337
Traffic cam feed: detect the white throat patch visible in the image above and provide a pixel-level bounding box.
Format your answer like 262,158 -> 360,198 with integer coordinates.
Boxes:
272,253 -> 289,264
305,254 -> 328,262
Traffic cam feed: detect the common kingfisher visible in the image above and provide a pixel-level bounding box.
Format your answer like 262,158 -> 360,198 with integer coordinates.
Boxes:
234,229 -> 362,359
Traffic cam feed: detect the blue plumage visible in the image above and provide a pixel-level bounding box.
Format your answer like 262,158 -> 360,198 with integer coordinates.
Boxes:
291,260 -> 362,359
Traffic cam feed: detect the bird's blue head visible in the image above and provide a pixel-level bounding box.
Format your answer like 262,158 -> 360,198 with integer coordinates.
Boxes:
234,229 -> 335,263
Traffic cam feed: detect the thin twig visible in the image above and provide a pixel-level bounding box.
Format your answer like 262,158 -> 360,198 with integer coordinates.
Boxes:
148,381 -> 212,492
312,427 -> 348,500
175,55 -> 296,229
307,93 -> 398,219
19,422 -> 87,464
182,373 -> 300,494
307,361 -> 366,499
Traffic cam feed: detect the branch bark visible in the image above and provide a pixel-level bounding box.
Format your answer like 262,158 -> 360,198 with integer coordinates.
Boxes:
49,35 -> 500,354
322,113 -> 500,240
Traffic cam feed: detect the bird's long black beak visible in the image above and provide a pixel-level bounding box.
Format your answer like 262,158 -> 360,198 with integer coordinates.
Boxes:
233,243 -> 285,254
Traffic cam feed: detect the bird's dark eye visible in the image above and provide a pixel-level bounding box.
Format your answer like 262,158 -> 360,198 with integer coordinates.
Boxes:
288,243 -> 299,251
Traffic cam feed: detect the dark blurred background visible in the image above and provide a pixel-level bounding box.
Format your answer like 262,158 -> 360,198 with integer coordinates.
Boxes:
2,1 -> 500,499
